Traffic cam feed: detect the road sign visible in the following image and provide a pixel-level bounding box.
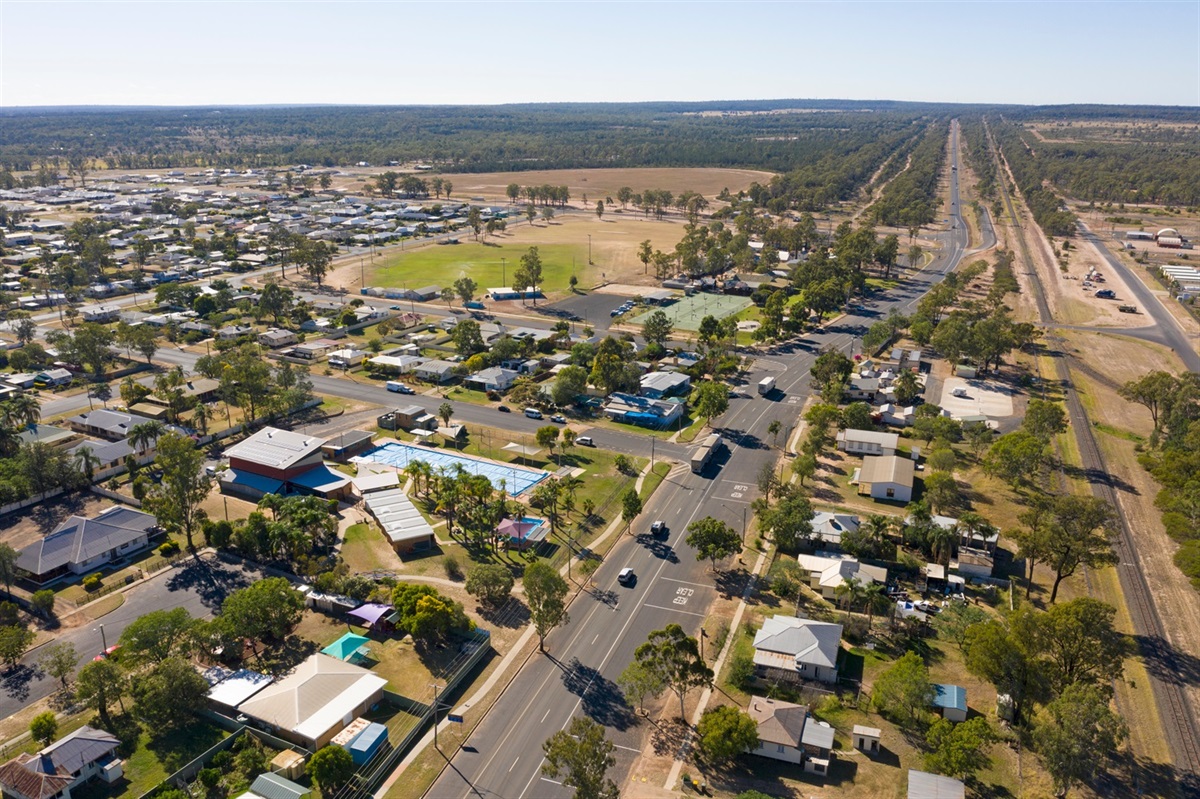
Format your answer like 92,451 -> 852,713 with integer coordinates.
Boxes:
447,714 -> 464,724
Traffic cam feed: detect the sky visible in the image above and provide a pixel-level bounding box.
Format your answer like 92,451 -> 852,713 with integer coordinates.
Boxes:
1,1 -> 1198,108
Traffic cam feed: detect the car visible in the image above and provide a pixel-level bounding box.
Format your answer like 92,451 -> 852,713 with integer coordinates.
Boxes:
523,408 -> 543,419
551,414 -> 567,424
610,309 -> 621,317
651,520 -> 667,536
397,385 -> 415,395
93,644 -> 121,662
575,436 -> 595,447
497,405 -> 511,413
389,305 -> 402,310
617,567 -> 635,586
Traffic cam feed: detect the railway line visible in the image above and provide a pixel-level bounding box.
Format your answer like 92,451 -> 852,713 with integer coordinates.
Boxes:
985,120 -> 1200,787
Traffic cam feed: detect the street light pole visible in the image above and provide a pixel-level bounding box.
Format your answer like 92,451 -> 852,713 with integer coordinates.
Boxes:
588,234 -> 592,264
430,683 -> 443,750
97,624 -> 107,652
501,257 -> 506,286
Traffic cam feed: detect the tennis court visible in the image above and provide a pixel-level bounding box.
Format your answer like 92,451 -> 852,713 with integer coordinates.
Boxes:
355,441 -> 550,495
630,292 -> 751,331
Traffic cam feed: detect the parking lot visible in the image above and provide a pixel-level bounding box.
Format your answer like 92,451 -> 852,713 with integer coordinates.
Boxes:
938,377 -> 1016,419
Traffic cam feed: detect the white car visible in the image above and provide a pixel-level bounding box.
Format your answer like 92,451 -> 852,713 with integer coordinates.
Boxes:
617,567 -> 635,586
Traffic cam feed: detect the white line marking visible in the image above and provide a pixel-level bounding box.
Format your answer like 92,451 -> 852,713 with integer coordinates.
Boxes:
614,744 -> 642,753
643,603 -> 708,617
592,634 -> 599,644
540,778 -> 563,786
509,756 -> 520,772
541,708 -> 551,723
659,577 -> 711,588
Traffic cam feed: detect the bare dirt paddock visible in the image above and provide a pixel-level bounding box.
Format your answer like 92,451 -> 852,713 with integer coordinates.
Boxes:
441,167 -> 773,204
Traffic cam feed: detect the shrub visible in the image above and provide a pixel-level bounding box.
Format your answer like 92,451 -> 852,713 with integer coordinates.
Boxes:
727,648 -> 756,690
83,574 -> 102,592
198,768 -> 221,789
31,590 -> 55,619
614,454 -> 633,475
443,554 -> 464,581
157,541 -> 180,557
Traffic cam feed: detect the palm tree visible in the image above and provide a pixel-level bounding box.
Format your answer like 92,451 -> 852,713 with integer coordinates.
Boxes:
129,420 -> 166,454
192,404 -> 211,437
834,576 -> 864,619
438,402 -> 453,427
862,582 -> 890,630
74,447 -> 102,483
2,394 -> 40,430
927,522 -> 957,567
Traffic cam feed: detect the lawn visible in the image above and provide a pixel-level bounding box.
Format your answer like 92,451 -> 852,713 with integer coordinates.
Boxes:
73,720 -> 228,799
373,240 -> 590,294
639,461 -> 671,503
341,522 -> 403,573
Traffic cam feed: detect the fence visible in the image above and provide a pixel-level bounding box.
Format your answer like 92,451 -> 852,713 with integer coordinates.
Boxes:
0,488 -> 65,519
140,724 -> 307,799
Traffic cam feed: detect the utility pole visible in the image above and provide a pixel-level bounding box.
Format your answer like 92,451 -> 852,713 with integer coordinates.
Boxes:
430,683 -> 444,751
501,257 -> 506,286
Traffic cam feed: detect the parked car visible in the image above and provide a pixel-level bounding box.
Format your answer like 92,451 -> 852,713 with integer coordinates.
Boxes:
575,436 -> 595,447
497,405 -> 511,413
389,305 -> 402,310
551,414 -> 567,424
524,408 -> 543,419
93,645 -> 121,662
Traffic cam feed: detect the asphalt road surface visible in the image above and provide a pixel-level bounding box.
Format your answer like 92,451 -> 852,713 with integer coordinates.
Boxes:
0,555 -> 264,722
424,121 -> 971,799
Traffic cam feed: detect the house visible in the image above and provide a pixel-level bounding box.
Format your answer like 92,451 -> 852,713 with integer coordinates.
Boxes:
16,507 -> 158,585
367,354 -> 425,375
80,305 -> 120,323
203,667 -> 275,713
34,368 -> 73,388
0,726 -> 122,799
321,430 -> 376,462
67,409 -> 157,442
846,376 -> 880,402
931,684 -> 968,722
239,773 -> 312,799
796,553 -> 887,599
379,406 -> 437,432
810,511 -> 860,548
752,615 -> 843,685
638,371 -> 691,399
141,377 -> 221,407
747,696 -> 833,775
363,487 -> 437,555
857,455 -> 914,503
908,770 -> 965,799
258,328 -> 298,348
236,653 -> 387,750
328,348 -> 366,369
877,403 -> 915,427
67,439 -> 137,479
218,324 -> 254,341
465,367 -> 519,393
18,425 -> 77,449
603,392 -> 685,429
292,339 -> 339,360
836,428 -> 899,457
414,359 -> 456,384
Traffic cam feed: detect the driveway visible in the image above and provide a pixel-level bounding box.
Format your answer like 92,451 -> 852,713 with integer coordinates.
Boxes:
0,554 -> 265,721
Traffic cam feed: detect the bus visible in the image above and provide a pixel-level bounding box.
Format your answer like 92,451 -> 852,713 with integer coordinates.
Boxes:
691,433 -> 723,474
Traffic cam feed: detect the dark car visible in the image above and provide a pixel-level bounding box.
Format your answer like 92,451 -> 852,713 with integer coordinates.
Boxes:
497,405 -> 511,413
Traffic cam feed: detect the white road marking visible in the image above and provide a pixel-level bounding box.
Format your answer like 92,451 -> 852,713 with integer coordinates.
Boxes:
509,757 -> 520,772
541,708 -> 551,723
643,602 -> 708,617
540,778 -> 563,786
659,576 -> 710,588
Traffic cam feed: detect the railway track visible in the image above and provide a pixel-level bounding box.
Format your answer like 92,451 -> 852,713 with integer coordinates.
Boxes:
985,120 -> 1200,787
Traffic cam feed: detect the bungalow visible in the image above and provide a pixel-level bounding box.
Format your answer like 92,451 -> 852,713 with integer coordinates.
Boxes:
218,324 -> 254,341
465,367 -> 519,393
259,328 -> 298,349
846,376 -> 880,402
367,354 -> 424,374
328,348 -> 366,369
752,615 -> 843,685
292,339 -> 340,360
67,409 -> 156,442
796,553 -> 887,600
932,684 -> 968,722
603,392 -> 684,429
810,512 -> 860,548
836,428 -> 899,457
17,507 -> 158,585
876,403 -> 916,427
34,368 -> 73,388
638,371 -> 691,399
0,726 -> 122,799
857,455 -> 914,503
180,321 -> 214,337
80,305 -> 120,323
747,696 -> 834,776
414,359 -> 456,384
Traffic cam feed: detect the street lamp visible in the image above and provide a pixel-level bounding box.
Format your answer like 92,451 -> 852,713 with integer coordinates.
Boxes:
501,257 -> 506,286
588,234 -> 592,265
97,624 -> 107,652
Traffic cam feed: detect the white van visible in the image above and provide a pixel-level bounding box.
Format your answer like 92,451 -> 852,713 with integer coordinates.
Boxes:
524,408 -> 543,419
952,387 -> 969,398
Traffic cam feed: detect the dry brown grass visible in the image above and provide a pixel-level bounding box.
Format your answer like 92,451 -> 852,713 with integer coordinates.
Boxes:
438,167 -> 772,204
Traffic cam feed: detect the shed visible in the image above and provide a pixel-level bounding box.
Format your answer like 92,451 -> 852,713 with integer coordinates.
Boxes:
907,769 -> 965,799
270,750 -> 307,781
347,722 -> 389,765
932,683 -> 968,722
248,772 -> 311,799
853,725 -> 881,754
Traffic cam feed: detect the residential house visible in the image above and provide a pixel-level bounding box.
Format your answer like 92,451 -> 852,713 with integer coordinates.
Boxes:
876,403 -> 915,427
908,770 -> 965,799
218,324 -> 254,341
236,653 -> 387,750
238,773 -> 312,799
328,348 -> 366,368
931,684 -> 968,723
258,328 -> 298,349
796,553 -> 887,599
292,339 -> 340,360
810,512 -> 860,548
752,615 -> 843,685
34,369 -> 73,388
66,409 -> 156,442
203,667 -> 275,714
17,425 -> 77,449
747,696 -> 834,775
80,306 -> 120,323
0,726 -> 122,799
180,321 -> 214,337
845,376 -> 880,402
638,371 -> 691,399
836,429 -> 899,457
465,367 -> 519,393
367,354 -> 424,375
377,406 -> 437,432
414,359 -> 456,383
857,455 -> 915,503
16,506 -> 159,585
603,392 -> 684,429
67,439 -> 137,480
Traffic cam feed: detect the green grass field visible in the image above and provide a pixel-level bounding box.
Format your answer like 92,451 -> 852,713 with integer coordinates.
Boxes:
372,241 -> 591,293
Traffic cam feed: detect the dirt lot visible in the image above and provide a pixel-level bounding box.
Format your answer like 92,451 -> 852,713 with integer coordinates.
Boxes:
0,493 -> 115,552
431,167 -> 772,204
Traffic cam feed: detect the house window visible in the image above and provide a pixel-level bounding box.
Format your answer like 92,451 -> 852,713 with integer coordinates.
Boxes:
886,488 -> 895,498
814,762 -> 826,773
776,744 -> 786,754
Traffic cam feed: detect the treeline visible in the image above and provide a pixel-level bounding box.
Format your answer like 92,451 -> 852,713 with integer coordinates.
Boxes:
991,118 -> 1078,237
0,103 -> 931,183
871,122 -> 947,227
958,118 -> 997,202
1123,372 -> 1200,589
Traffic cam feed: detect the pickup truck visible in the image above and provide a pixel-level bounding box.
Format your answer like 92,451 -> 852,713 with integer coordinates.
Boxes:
1118,304 -> 1138,313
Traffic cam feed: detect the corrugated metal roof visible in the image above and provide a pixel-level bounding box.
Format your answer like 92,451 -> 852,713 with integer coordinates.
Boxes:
225,427 -> 325,470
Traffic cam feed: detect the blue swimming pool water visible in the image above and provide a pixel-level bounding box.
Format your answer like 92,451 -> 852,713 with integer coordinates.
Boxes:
358,441 -> 549,495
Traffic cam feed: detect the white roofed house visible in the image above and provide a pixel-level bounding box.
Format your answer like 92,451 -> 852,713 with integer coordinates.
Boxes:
836,428 -> 899,457
465,366 -> 519,393
796,552 -> 888,601
753,615 -> 843,685
810,511 -> 860,549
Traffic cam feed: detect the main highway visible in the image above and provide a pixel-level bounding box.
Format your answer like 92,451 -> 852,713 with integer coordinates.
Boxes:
423,121 -> 970,799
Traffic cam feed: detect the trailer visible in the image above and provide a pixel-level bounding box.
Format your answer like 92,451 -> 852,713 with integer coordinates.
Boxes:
1118,305 -> 1138,314
690,433 -> 723,474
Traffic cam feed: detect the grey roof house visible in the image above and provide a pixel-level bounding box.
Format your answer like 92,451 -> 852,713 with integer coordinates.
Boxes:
17,507 -> 158,585
753,615 -> 843,685
0,725 -> 122,799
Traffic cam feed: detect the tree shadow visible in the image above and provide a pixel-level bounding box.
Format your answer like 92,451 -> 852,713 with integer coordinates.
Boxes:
27,492 -> 91,534
634,533 -> 679,563
477,597 -> 530,629
650,717 -> 691,757
256,634 -> 318,675
1,663 -> 39,701
713,566 -> 752,599
1133,633 -> 1200,688
165,554 -> 254,609
588,587 -> 619,608
555,656 -> 637,731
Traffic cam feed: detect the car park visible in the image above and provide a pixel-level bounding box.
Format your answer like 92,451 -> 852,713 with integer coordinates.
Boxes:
617,567 -> 635,585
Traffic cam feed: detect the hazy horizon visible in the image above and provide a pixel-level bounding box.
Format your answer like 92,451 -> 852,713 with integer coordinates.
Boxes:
2,0 -> 1198,108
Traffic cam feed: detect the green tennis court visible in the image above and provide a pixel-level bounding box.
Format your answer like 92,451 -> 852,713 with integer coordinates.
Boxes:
631,292 -> 752,331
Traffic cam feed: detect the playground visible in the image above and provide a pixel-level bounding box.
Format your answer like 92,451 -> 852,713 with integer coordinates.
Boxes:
631,292 -> 752,331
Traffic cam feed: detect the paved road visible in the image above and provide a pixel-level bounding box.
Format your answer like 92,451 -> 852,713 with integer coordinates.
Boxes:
424,121 -> 970,799
0,555 -> 263,721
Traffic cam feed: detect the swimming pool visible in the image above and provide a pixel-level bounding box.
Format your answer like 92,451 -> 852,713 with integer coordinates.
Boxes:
356,441 -> 550,496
